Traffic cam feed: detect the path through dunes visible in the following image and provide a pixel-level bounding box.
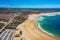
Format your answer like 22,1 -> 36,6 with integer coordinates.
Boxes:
17,14 -> 59,40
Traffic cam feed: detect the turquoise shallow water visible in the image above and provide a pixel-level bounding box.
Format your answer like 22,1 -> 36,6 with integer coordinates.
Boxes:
37,14 -> 60,37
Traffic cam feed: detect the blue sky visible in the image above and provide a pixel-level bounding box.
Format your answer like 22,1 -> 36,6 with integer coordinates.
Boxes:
0,0 -> 60,8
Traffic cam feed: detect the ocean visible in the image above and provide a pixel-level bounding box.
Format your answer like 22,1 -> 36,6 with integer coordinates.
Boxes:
36,13 -> 60,37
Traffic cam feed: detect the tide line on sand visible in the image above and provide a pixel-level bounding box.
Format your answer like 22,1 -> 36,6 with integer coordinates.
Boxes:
35,15 -> 56,37
36,21 -> 55,36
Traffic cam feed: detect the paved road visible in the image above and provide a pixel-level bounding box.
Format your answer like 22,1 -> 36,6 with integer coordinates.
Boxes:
0,15 -> 16,32
0,29 -> 15,40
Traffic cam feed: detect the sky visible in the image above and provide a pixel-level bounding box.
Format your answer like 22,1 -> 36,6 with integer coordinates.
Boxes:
0,0 -> 60,8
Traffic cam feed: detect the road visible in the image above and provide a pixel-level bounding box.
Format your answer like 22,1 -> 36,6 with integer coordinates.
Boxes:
0,29 -> 15,40
0,15 -> 15,32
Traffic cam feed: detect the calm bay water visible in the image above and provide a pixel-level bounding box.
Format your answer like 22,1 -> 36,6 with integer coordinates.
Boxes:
37,13 -> 60,37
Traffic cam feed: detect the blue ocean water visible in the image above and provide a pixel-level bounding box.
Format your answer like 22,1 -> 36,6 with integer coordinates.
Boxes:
37,13 -> 60,37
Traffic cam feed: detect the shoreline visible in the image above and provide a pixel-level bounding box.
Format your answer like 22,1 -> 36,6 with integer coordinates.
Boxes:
35,12 -> 60,37
17,13 -> 59,40
36,22 -> 55,36
30,12 -> 60,37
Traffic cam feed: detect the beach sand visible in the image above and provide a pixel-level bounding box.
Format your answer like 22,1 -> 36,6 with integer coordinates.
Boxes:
17,13 -> 60,40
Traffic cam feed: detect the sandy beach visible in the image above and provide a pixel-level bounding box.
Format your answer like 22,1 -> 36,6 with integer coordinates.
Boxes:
17,13 -> 60,40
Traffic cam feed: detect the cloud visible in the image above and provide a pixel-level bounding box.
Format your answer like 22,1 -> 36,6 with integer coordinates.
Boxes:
0,4 -> 10,7
19,5 -> 60,8
0,4 -> 60,8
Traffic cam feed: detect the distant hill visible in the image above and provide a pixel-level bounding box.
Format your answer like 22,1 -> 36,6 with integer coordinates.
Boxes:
0,8 -> 60,13
0,8 -> 60,10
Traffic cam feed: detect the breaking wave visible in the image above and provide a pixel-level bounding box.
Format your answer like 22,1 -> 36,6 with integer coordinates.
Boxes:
37,13 -> 60,37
